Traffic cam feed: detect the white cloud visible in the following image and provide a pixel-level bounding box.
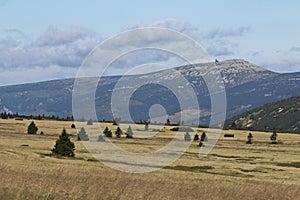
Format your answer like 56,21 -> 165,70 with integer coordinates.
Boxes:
0,25 -> 100,70
37,25 -> 96,46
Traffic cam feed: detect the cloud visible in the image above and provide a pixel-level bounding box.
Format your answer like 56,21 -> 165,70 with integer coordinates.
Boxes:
37,25 -> 96,46
0,25 -> 100,70
290,46 -> 300,53
207,45 -> 234,57
205,26 -> 251,39
125,18 -> 200,37
251,51 -> 261,57
0,19 -> 254,85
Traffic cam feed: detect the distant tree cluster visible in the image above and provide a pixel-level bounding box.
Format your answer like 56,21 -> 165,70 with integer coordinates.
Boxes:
0,111 -> 74,121
101,126 -> 134,139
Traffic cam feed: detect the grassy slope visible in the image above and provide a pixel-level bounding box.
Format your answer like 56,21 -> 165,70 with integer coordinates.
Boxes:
225,96 -> 300,133
0,119 -> 300,199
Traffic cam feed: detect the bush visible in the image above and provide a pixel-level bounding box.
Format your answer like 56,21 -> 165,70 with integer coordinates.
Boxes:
87,119 -> 93,125
170,126 -> 194,132
224,134 -> 234,138
51,128 -> 75,157
71,124 -> 76,129
27,121 -> 38,134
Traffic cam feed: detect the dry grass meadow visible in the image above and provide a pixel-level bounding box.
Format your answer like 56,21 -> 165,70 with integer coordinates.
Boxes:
0,118 -> 300,199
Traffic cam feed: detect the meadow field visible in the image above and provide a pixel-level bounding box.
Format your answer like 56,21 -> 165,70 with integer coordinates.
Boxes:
0,118 -> 300,199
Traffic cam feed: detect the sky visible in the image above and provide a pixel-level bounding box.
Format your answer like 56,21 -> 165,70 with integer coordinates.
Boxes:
0,0 -> 300,86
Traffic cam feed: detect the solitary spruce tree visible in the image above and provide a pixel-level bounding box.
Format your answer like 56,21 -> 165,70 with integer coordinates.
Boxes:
51,128 -> 75,157
246,132 -> 253,144
27,121 -> 38,134
270,131 -> 278,144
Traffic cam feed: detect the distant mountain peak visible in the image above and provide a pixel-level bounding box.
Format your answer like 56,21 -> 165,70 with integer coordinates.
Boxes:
216,59 -> 269,72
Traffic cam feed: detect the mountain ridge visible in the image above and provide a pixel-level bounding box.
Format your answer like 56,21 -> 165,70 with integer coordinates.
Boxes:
0,59 -> 299,125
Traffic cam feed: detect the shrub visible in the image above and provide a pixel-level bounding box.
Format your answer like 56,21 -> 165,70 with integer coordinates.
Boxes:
87,119 -> 93,125
224,133 -> 234,138
51,128 -> 75,157
170,126 -> 194,132
71,124 -> 76,129
27,121 -> 38,134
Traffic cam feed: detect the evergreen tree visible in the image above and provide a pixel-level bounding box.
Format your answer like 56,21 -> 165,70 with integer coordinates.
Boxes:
113,117 -> 121,125
103,126 -> 112,137
193,133 -> 199,141
270,131 -> 278,144
27,121 -> 38,134
144,122 -> 149,131
115,127 -> 122,138
246,132 -> 253,144
184,132 -> 191,141
97,134 -> 105,142
125,126 -> 133,138
200,132 -> 208,142
198,141 -> 204,147
51,128 -> 75,157
77,127 -> 89,141
166,118 -> 170,125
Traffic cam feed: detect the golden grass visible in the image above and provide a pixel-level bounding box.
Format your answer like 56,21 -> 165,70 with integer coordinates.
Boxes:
0,119 -> 300,199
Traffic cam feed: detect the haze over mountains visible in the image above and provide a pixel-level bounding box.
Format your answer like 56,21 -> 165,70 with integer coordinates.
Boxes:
0,59 -> 299,125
